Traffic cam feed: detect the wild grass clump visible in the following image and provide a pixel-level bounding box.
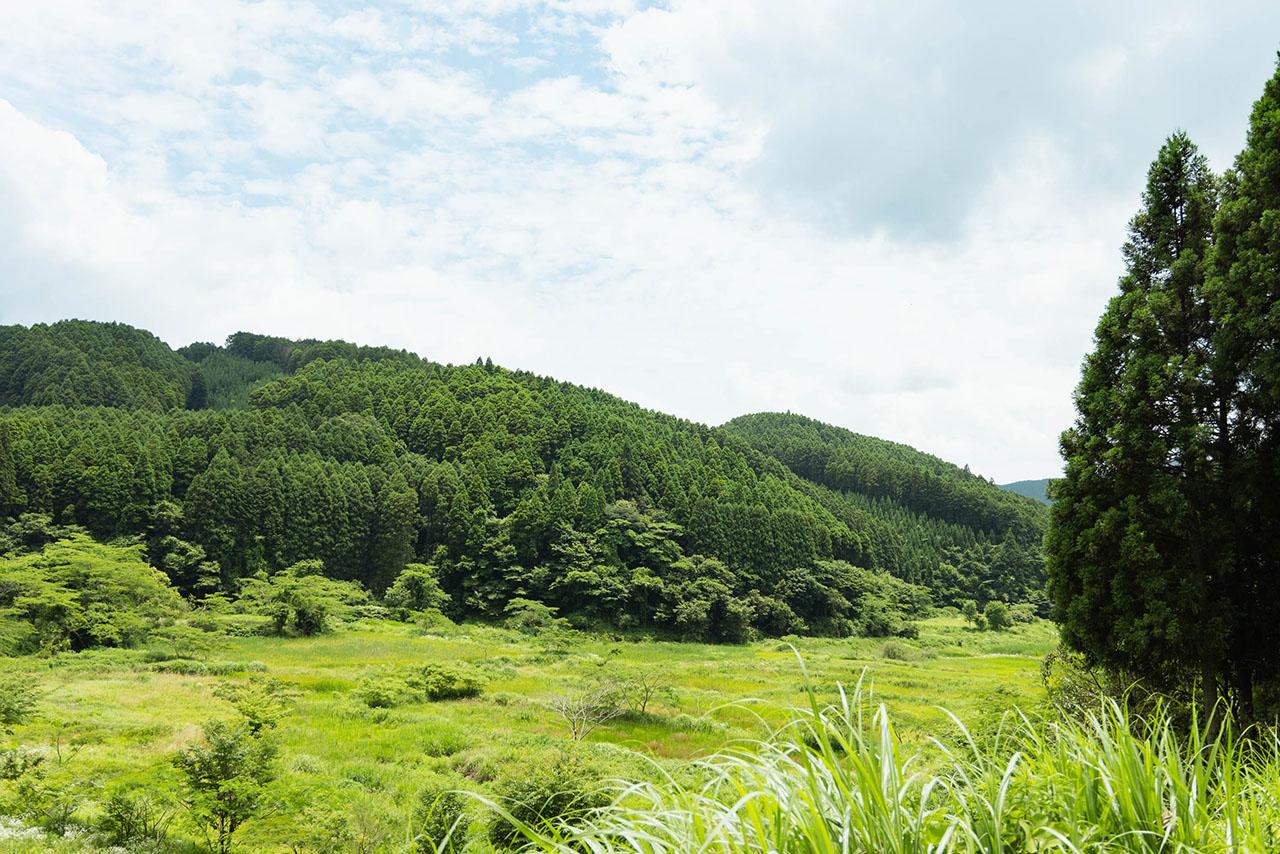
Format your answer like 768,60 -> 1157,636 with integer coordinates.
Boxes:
498,674 -> 1280,853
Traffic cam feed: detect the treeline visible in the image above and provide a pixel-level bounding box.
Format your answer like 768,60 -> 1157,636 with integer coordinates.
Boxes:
1049,59 -> 1280,719
0,322 -> 1046,639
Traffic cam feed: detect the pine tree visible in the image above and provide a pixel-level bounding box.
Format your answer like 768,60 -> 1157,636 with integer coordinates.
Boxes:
367,472 -> 418,593
1047,132 -> 1228,708
0,422 -> 23,518
1205,56 -> 1280,714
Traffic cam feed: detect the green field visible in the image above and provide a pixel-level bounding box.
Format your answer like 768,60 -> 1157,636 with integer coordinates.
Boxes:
0,616 -> 1055,851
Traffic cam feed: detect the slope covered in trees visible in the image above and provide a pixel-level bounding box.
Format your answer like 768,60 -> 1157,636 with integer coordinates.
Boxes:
723,412 -> 1048,608
0,320 -> 194,411
0,324 -> 1042,639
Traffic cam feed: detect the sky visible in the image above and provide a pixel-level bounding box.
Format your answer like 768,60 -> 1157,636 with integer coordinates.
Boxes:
2,2 -> 1278,482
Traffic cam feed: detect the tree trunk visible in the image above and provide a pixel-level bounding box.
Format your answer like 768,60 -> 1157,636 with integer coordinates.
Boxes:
1202,657 -> 1221,739
1232,663 -> 1254,726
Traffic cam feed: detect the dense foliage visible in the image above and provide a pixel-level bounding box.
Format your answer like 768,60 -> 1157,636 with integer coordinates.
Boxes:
0,322 -> 1042,640
0,535 -> 184,653
0,321 -> 193,411
725,413 -> 1047,608
1049,60 -> 1280,719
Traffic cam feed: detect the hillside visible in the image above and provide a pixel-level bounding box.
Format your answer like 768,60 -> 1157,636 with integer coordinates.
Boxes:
723,412 -> 1048,608
0,320 -> 194,410
0,321 -> 1046,637
999,478 -> 1053,503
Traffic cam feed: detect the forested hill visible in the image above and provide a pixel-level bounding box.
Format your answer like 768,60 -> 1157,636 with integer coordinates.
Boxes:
0,320 -> 1046,638
723,412 -> 1048,609
0,321 -> 194,410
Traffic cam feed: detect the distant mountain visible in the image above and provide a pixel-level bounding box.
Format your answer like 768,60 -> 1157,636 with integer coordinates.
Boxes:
998,479 -> 1053,504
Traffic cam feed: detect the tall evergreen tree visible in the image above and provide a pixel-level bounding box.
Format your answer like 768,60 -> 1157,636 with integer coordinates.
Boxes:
1047,133 -> 1228,708
0,422 -> 22,518
367,472 -> 418,593
1205,57 -> 1280,714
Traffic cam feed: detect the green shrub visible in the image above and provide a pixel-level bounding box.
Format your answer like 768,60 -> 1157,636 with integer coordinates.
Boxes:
0,747 -> 43,780
235,563 -> 369,637
983,601 -> 1012,632
414,663 -> 485,701
213,677 -> 294,736
385,564 -> 448,621
295,797 -> 357,854
1008,603 -> 1037,624
9,774 -> 85,836
98,787 -> 173,846
503,598 -> 566,634
413,774 -> 471,852
879,640 -> 918,661
0,674 -> 40,730
174,719 -> 278,854
488,759 -> 608,847
355,674 -> 413,709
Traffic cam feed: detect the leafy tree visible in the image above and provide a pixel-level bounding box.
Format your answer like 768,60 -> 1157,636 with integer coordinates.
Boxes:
235,562 -> 369,636
0,536 -> 183,653
984,601 -> 1012,632
384,563 -> 448,620
174,719 -> 278,854
503,598 -> 566,634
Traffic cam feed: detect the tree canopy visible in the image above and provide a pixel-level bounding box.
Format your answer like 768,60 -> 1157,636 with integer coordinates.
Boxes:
0,321 -> 1045,641
1049,58 -> 1280,718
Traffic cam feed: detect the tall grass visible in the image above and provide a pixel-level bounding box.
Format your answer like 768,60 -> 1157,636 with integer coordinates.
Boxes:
498,676 -> 1280,853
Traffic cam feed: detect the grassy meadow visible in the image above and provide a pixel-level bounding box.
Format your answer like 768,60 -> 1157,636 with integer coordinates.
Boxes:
0,616 -> 1055,851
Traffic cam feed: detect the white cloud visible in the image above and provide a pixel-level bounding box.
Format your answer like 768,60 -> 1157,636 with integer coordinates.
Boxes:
1,1 -> 1279,481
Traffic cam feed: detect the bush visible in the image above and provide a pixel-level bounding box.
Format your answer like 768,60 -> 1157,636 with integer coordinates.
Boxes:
213,677 -> 294,736
0,674 -> 40,730
488,759 -> 608,847
0,747 -> 43,780
879,640 -> 919,661
415,663 -> 485,701
174,719 -> 278,854
355,664 -> 485,708
295,797 -> 357,854
235,563 -> 370,637
983,601 -> 1012,632
355,674 -> 414,709
98,787 -> 173,846
503,598 -> 566,635
385,564 -> 449,621
413,774 -> 471,852
1008,603 -> 1037,624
